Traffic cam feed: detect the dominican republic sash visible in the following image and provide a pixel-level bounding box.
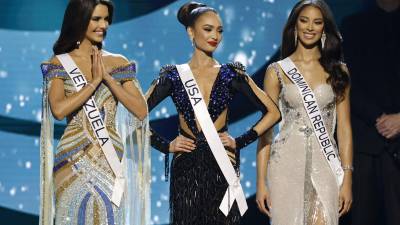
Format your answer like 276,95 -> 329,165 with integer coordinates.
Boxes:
278,57 -> 344,186
56,54 -> 125,206
176,64 -> 248,216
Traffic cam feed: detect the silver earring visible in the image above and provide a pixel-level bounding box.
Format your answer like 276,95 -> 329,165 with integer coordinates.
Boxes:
321,32 -> 326,49
294,28 -> 298,46
191,38 -> 195,48
76,41 -> 81,47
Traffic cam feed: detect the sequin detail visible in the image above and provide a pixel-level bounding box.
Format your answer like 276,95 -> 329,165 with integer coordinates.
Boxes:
54,140 -> 91,165
165,64 -> 236,134
41,63 -> 68,80
110,63 -> 136,82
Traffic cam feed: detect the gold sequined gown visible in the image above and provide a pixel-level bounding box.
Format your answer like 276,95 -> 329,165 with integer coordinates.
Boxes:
40,62 -> 138,225
267,63 -> 339,225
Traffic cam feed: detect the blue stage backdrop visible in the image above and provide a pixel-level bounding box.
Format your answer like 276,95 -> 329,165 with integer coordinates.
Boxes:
0,0 -> 299,224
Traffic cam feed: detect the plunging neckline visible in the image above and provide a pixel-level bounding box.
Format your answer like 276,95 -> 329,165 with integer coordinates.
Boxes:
186,64 -> 224,110
177,64 -> 225,134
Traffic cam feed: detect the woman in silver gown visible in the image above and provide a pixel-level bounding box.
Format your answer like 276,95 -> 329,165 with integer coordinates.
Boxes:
256,1 -> 353,224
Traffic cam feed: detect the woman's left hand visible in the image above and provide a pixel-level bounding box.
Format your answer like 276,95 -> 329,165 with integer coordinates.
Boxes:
219,132 -> 236,149
339,176 -> 353,217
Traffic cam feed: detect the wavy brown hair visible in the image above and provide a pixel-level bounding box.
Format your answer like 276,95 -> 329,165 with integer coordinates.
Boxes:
281,0 -> 350,102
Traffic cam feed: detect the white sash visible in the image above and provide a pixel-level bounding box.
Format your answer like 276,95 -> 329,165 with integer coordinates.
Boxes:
56,54 -> 125,206
176,64 -> 248,216
278,57 -> 344,186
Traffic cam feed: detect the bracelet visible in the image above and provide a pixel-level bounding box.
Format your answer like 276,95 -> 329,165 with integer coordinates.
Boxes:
86,82 -> 96,91
342,165 -> 354,171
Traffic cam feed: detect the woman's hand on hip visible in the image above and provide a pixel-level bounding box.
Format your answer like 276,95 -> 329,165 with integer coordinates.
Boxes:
169,135 -> 196,153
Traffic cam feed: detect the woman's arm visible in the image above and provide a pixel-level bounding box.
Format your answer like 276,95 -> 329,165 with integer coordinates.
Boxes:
243,74 -> 281,135
256,64 -> 281,216
228,64 -> 281,150
337,84 -> 353,178
336,65 -> 353,216
145,70 -> 173,154
145,66 -> 195,154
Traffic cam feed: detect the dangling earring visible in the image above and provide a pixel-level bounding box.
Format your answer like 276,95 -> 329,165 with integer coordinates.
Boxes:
321,32 -> 326,49
191,38 -> 195,48
76,41 -> 81,48
294,28 -> 298,46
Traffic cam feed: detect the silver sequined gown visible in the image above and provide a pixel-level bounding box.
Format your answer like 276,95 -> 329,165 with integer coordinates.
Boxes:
267,63 -> 340,225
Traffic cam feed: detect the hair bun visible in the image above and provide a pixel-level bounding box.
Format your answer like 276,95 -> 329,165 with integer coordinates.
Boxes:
177,1 -> 207,27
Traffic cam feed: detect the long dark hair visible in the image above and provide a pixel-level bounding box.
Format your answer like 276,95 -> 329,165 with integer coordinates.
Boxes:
53,0 -> 114,55
281,0 -> 349,101
177,1 -> 217,28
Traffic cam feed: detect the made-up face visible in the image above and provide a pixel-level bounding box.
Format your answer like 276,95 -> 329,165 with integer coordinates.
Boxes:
295,5 -> 324,47
189,11 -> 223,53
85,4 -> 110,44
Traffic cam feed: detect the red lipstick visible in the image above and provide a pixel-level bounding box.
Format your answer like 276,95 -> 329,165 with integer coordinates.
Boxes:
207,41 -> 218,47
